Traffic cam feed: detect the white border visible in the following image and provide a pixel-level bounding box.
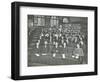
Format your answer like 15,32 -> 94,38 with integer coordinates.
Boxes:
20,6 -> 94,76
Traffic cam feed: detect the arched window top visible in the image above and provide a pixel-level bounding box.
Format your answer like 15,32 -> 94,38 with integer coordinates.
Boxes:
63,18 -> 69,23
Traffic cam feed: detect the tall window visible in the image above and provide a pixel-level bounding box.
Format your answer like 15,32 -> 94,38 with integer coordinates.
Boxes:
33,15 -> 45,27
28,15 -> 34,28
50,16 -> 59,27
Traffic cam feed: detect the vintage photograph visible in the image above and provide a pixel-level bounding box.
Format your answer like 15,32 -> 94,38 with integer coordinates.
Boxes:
28,15 -> 88,66
11,2 -> 97,80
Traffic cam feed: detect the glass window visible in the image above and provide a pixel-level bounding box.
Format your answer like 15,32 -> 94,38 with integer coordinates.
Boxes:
50,16 -> 59,27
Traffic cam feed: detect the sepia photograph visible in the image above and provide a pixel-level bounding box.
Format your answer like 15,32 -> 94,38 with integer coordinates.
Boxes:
28,15 -> 88,66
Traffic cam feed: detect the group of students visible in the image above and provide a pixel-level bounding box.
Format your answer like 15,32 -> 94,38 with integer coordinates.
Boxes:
34,26 -> 85,62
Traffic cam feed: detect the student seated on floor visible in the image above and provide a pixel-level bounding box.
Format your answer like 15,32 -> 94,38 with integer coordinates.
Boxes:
73,44 -> 84,63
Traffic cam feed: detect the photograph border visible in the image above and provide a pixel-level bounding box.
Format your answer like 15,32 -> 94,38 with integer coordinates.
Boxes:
11,1 -> 98,80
